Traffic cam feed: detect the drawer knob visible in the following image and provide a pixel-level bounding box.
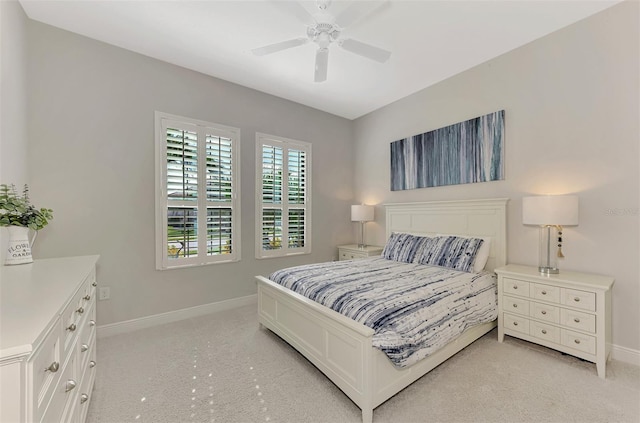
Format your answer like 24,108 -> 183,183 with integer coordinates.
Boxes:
76,307 -> 84,314
92,282 -> 97,287
89,320 -> 96,327
513,285 -> 518,290
67,323 -> 77,332
541,291 -> 547,295
512,304 -> 518,308
81,343 -> 89,352
541,310 -> 547,315
65,379 -> 77,393
84,294 -> 91,301
89,361 -> 96,368
541,329 -> 547,334
574,339 -> 581,344
45,361 -> 60,373
574,297 -> 580,302
574,318 -> 581,323
80,393 -> 89,404
513,322 -> 518,326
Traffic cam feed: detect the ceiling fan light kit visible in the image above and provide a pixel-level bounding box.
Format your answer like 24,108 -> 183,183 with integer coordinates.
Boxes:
252,0 -> 392,83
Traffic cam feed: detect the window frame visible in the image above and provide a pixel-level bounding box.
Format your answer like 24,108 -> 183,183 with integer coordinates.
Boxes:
255,132 -> 312,259
155,111 -> 241,270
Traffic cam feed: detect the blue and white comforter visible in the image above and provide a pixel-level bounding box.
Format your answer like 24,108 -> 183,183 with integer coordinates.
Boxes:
269,257 -> 497,368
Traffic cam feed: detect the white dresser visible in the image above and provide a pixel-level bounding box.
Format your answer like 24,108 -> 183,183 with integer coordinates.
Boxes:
495,264 -> 614,378
0,255 -> 99,422
337,244 -> 383,261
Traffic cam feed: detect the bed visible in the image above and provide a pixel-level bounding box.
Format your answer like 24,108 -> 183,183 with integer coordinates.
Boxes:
255,198 -> 508,422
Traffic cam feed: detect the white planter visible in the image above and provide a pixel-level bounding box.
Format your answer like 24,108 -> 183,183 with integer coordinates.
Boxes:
5,225 -> 34,265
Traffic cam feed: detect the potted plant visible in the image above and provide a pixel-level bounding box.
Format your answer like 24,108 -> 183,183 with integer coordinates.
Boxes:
0,184 -> 53,265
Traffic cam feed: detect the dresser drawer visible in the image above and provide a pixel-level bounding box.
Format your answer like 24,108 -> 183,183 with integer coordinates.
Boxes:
503,295 -> 529,316
340,251 -> 366,260
503,277 -> 530,297
561,329 -> 596,355
561,288 -> 596,311
530,301 -> 560,324
561,308 -> 596,333
503,313 -> 530,335
531,283 -> 560,304
41,353 -> 78,423
30,322 -> 62,419
530,320 -> 561,344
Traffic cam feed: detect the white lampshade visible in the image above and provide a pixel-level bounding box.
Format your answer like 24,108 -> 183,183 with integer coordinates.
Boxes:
351,205 -> 374,222
523,195 -> 579,226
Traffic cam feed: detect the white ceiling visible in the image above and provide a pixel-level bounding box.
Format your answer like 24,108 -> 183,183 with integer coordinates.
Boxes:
19,0 -> 620,120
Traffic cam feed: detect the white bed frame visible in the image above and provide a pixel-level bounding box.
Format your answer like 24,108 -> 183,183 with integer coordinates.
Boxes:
256,198 -> 508,422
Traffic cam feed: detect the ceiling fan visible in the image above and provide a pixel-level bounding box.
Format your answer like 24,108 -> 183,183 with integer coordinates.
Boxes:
252,0 -> 391,83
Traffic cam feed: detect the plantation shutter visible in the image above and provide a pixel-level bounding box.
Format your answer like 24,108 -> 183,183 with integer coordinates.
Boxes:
256,134 -> 311,258
156,112 -> 240,269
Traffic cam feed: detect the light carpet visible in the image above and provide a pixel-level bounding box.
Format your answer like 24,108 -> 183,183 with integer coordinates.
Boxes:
87,304 -> 640,423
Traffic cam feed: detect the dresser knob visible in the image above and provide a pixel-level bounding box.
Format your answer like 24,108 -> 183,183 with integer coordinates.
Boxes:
80,393 -> 89,404
513,285 -> 518,290
81,344 -> 89,352
45,361 -> 59,373
541,329 -> 547,334
76,307 -> 84,314
65,379 -> 77,393
89,361 -> 96,368
541,310 -> 547,315
92,282 -> 97,287
66,323 -> 77,332
541,291 -> 547,295
89,320 -> 96,327
574,339 -> 581,344
512,304 -> 517,308
83,295 -> 91,301
574,318 -> 581,323
513,322 -> 518,326
574,297 -> 580,302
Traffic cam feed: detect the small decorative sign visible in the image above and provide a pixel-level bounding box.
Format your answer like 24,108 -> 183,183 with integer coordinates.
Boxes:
5,225 -> 33,265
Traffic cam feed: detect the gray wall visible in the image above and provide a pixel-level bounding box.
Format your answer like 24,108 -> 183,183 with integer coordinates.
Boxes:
353,1 -> 639,352
0,1 -> 30,263
25,19 -> 354,326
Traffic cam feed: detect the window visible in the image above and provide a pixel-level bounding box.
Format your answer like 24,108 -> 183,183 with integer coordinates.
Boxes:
256,133 -> 311,258
155,112 -> 240,269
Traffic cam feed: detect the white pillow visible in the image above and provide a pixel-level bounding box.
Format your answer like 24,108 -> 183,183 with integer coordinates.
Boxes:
436,234 -> 491,273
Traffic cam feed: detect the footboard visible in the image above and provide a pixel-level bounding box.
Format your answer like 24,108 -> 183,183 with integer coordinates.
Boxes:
256,275 -> 496,423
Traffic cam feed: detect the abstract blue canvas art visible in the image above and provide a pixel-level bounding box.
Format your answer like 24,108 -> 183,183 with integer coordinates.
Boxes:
390,110 -> 505,191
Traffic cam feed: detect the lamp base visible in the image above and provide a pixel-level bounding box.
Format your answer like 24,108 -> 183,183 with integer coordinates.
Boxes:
357,243 -> 367,249
538,266 -> 559,275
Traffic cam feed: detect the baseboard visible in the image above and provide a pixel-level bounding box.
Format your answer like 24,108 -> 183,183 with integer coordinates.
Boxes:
611,343 -> 640,366
97,294 -> 257,338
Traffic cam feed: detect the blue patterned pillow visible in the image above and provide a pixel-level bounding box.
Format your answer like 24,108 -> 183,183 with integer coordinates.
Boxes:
382,233 -> 431,263
415,236 -> 485,272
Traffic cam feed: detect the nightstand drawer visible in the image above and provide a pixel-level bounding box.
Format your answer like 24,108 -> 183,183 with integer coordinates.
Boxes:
530,320 -> 561,344
503,296 -> 529,316
530,301 -> 560,324
561,309 -> 595,333
504,313 -> 529,334
531,283 -> 560,303
561,329 -> 596,355
340,251 -> 366,260
562,288 -> 596,311
503,277 -> 530,297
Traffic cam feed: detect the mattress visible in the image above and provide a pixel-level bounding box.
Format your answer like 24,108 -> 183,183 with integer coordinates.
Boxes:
269,257 -> 497,367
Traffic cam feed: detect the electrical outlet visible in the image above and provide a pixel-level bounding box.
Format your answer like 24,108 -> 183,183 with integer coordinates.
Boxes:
98,286 -> 111,301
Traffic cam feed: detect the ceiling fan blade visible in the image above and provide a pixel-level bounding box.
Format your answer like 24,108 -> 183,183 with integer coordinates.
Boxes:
270,1 -> 315,25
334,0 -> 388,28
340,38 -> 391,63
314,48 -> 329,83
252,38 -> 309,56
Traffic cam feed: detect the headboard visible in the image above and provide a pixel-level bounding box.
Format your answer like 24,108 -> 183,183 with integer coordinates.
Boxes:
384,198 -> 509,272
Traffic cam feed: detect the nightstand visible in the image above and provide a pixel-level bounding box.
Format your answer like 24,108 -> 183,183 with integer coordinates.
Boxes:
338,244 -> 383,261
495,264 -> 614,378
